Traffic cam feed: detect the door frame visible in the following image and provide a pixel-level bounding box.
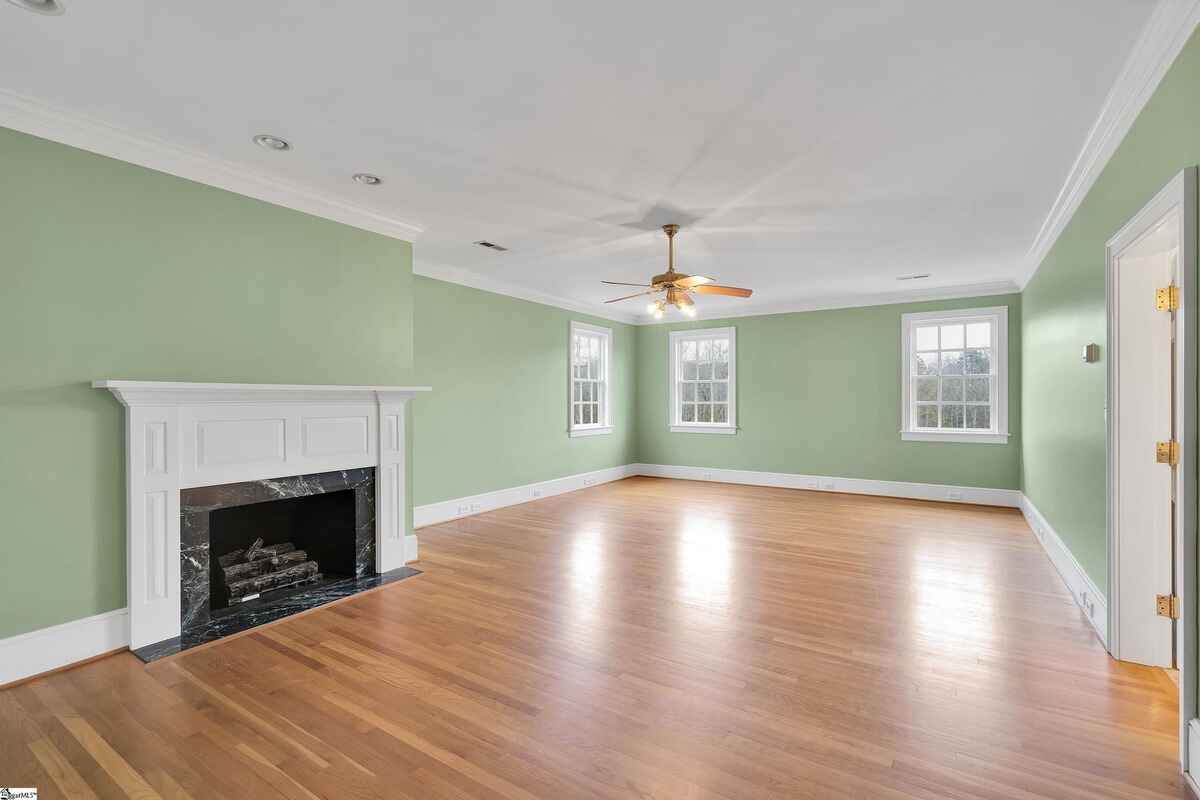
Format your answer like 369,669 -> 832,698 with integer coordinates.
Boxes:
1106,166 -> 1197,770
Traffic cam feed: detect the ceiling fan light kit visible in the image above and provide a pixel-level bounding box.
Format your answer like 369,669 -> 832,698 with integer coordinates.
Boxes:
602,224 -> 752,319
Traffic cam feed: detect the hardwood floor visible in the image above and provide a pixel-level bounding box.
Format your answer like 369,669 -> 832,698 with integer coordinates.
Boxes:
0,477 -> 1185,798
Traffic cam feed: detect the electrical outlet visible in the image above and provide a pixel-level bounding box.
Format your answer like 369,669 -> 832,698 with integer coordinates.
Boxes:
1079,591 -> 1096,619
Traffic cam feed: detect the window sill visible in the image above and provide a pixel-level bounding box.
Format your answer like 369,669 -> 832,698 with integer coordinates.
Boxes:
670,425 -> 737,435
569,426 -> 613,438
901,430 -> 1009,444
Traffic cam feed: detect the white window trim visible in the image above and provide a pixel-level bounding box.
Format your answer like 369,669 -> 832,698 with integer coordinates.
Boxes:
900,306 -> 1009,444
568,320 -> 614,437
668,326 -> 737,434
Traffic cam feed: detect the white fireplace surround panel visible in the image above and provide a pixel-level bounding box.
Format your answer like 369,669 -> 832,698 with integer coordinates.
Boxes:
94,381 -> 431,650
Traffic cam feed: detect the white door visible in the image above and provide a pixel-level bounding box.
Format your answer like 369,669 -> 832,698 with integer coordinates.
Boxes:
1113,209 -> 1180,668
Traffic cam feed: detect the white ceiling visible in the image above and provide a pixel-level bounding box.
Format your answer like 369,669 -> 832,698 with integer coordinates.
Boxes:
0,0 -> 1159,321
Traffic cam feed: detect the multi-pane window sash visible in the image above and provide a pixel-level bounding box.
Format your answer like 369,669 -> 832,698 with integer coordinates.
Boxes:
569,322 -> 611,432
668,327 -> 736,433
910,317 -> 997,432
676,337 -> 731,424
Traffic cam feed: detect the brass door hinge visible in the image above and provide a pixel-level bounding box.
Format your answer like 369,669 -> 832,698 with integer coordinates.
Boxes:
1157,594 -> 1180,619
1156,285 -> 1180,311
1156,440 -> 1180,466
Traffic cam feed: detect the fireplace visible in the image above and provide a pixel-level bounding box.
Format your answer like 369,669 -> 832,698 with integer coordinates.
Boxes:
210,491 -> 355,610
94,380 -> 432,660
179,467 -> 380,631
106,467 -> 427,661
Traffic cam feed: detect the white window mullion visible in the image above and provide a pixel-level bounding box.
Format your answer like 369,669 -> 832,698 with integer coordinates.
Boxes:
569,322 -> 614,437
901,307 -> 1008,444
668,327 -> 737,435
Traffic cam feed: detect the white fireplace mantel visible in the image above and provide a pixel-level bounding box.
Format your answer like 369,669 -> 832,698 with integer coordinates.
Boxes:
94,380 -> 431,649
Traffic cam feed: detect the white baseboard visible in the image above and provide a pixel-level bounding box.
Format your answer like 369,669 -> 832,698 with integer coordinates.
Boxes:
632,463 -> 1022,508
415,462 -> 1021,529
0,541 -> 426,686
0,607 -> 129,687
0,467 -> 1033,685
413,464 -> 638,528
1019,493 -> 1108,647
1188,719 -> 1200,797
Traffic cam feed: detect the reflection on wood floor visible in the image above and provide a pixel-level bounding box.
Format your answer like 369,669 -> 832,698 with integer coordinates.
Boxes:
0,477 -> 1182,798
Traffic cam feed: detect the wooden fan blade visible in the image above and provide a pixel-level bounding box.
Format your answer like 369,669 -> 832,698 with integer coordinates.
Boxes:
601,280 -> 653,287
604,289 -> 659,303
673,275 -> 714,289
692,285 -> 753,298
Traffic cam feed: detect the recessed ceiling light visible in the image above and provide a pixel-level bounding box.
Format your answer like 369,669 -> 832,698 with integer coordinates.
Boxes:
897,273 -> 931,281
6,0 -> 64,14
252,134 -> 291,151
352,173 -> 383,186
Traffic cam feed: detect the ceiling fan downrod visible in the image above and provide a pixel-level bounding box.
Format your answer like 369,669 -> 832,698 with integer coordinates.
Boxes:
663,224 -> 679,275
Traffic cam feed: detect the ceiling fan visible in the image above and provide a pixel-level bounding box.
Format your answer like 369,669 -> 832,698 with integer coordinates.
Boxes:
603,224 -> 753,319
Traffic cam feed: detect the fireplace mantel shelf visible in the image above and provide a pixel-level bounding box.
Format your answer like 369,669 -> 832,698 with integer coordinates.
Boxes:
93,380 -> 432,406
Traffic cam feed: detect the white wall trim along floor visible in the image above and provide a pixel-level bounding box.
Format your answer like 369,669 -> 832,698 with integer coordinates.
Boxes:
2,468 -> 1104,687
1018,493 -> 1109,647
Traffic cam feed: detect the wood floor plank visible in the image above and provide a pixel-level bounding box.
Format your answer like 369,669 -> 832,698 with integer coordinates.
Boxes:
28,736 -> 99,800
0,478 -> 1185,798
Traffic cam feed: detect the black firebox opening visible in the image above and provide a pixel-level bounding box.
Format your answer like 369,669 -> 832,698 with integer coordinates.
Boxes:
208,489 -> 356,613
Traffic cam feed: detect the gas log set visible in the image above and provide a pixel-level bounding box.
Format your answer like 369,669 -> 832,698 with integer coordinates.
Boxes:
216,537 -> 322,603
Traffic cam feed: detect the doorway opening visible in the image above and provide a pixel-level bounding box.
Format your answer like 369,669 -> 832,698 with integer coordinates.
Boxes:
1107,167 -> 1197,774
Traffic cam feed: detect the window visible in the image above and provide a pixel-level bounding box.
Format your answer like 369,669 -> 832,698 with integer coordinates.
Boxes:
569,321 -> 613,436
669,327 -> 736,434
900,306 -> 1008,443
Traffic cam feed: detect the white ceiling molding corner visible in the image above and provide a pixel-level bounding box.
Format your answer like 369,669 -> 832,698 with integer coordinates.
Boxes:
414,262 -> 1019,327
0,87 -> 425,242
629,280 -> 1021,325
1020,0 -> 1200,289
413,260 -> 641,325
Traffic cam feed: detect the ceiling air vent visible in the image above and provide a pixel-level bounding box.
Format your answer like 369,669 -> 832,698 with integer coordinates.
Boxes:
896,273 -> 930,281
475,241 -> 508,251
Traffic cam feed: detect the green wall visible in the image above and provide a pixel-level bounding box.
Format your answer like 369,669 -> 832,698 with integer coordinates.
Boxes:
0,128 -> 415,639
635,295 -> 1022,489
410,277 -> 637,506
1022,28 -> 1200,590
25,24 -> 1200,638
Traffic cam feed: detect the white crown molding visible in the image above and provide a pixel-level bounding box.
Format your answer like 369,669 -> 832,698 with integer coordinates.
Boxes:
0,88 -> 425,241
414,259 -> 642,325
631,280 -> 1020,323
417,259 -> 1019,326
1021,0 -> 1200,289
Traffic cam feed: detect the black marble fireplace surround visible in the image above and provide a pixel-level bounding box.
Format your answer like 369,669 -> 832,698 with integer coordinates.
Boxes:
132,468 -> 420,662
